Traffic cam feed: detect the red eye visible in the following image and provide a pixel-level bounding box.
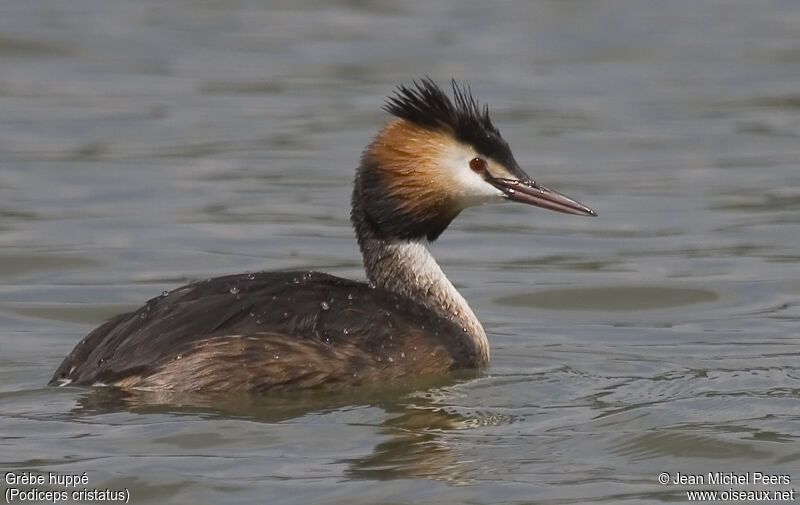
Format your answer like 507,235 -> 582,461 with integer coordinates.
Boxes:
469,157 -> 487,174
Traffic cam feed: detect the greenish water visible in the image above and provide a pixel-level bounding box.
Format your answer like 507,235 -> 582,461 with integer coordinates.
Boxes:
499,286 -> 719,311
1,1 -> 799,504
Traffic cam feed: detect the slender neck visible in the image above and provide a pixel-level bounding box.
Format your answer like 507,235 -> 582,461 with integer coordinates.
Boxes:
351,198 -> 489,363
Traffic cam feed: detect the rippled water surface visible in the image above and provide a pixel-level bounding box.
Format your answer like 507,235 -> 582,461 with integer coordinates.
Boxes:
2,1 -> 799,503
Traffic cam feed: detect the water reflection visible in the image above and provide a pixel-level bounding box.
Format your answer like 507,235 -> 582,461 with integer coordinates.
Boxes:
65,374 -> 504,483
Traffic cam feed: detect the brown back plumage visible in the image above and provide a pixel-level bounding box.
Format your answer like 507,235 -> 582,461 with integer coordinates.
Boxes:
50,271 -> 482,391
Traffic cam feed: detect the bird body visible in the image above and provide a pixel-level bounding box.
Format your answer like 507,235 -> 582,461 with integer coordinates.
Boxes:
52,271 -> 477,391
50,79 -> 595,392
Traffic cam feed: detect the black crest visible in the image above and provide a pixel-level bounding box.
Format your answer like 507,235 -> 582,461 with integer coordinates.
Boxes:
384,78 -> 517,169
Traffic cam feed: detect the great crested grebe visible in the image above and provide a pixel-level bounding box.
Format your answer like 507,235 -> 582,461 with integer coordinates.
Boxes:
50,78 -> 596,392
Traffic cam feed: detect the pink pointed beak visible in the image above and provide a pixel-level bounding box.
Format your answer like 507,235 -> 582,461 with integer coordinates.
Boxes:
492,178 -> 597,216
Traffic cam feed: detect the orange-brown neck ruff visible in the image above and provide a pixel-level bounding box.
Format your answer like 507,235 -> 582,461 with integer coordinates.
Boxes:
355,119 -> 464,242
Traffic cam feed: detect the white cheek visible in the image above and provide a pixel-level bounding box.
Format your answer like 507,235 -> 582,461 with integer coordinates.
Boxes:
441,148 -> 505,207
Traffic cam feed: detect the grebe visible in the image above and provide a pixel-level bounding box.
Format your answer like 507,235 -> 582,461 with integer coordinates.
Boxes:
50,78 -> 596,392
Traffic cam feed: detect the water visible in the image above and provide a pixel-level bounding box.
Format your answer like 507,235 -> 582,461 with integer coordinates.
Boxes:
2,0 -> 799,503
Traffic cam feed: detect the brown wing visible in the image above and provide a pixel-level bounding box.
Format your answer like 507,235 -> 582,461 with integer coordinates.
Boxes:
113,331 -> 455,392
